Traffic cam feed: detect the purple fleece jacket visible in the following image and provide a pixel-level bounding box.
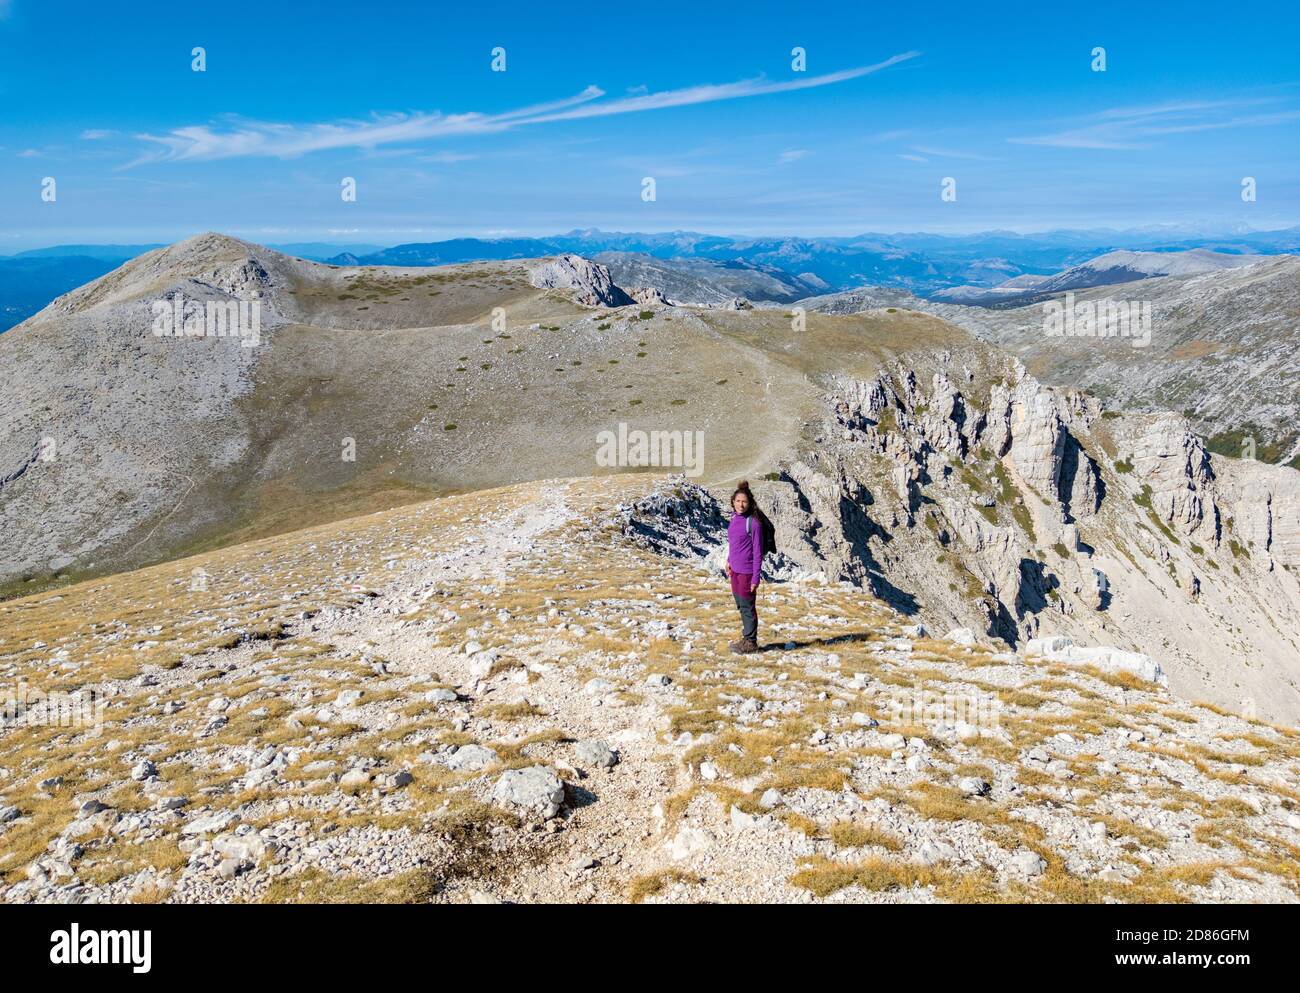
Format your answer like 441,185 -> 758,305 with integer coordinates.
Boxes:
727,511 -> 764,585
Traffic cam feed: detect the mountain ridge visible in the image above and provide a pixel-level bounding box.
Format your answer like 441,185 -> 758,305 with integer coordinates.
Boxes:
3,234 -> 1298,725
932,249 -> 1268,306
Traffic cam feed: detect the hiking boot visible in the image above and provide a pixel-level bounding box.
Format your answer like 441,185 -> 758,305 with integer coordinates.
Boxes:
729,639 -> 747,654
736,636 -> 760,654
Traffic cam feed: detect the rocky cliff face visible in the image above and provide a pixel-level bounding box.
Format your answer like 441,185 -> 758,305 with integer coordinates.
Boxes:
627,286 -> 671,307
617,360 -> 1300,722
528,254 -> 634,308
594,252 -> 825,306
762,364 -> 1110,640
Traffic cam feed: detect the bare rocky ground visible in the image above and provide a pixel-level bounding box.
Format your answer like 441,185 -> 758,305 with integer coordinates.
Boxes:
2,475 -> 1299,904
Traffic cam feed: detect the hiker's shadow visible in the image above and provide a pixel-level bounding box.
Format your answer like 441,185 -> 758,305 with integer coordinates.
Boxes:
565,784 -> 599,809
760,631 -> 878,652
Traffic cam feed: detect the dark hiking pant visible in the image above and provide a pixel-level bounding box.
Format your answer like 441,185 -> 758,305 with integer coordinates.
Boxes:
733,594 -> 758,640
731,570 -> 758,640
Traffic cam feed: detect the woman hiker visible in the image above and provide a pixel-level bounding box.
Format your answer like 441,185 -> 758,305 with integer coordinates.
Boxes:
726,481 -> 764,654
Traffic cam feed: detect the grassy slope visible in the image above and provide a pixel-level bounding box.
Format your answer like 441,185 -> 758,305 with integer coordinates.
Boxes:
115,281 -> 983,579
0,241 -> 997,601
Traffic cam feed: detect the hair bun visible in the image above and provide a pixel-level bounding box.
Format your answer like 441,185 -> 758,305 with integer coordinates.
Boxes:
737,479 -> 750,489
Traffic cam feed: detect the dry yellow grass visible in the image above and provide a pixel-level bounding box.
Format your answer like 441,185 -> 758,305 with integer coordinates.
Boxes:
829,821 -> 905,852
2,473 -> 1296,905
626,869 -> 704,903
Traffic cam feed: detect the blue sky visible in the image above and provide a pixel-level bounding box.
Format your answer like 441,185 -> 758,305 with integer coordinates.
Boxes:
1,0 -> 1298,250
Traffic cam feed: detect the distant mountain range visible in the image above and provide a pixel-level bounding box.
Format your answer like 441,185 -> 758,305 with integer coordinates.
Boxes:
931,249 -> 1267,306
326,226 -> 1300,302
0,256 -> 124,332
7,244 -> 166,262
1,241 -> 381,262
3,226 -> 1298,331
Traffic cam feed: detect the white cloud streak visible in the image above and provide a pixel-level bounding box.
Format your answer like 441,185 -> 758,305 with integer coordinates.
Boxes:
131,53 -> 920,164
1009,98 -> 1300,149
908,144 -> 989,160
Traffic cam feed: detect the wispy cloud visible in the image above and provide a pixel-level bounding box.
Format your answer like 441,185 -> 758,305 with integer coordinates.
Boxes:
419,150 -> 476,164
1009,97 -> 1300,149
779,148 -> 812,163
131,52 -> 920,164
908,144 -> 990,160
80,129 -> 116,140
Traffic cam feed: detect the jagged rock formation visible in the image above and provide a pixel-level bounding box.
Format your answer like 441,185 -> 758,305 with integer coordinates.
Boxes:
1024,636 -> 1166,686
595,251 -> 826,305
527,254 -> 634,308
613,363 -> 1300,721
628,286 -> 671,307
795,285 -> 921,313
617,477 -> 726,561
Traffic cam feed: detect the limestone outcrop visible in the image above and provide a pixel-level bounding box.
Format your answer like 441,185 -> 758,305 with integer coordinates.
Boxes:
528,254 -> 634,307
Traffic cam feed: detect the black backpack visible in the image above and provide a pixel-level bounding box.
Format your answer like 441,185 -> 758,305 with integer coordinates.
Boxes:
747,510 -> 778,560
